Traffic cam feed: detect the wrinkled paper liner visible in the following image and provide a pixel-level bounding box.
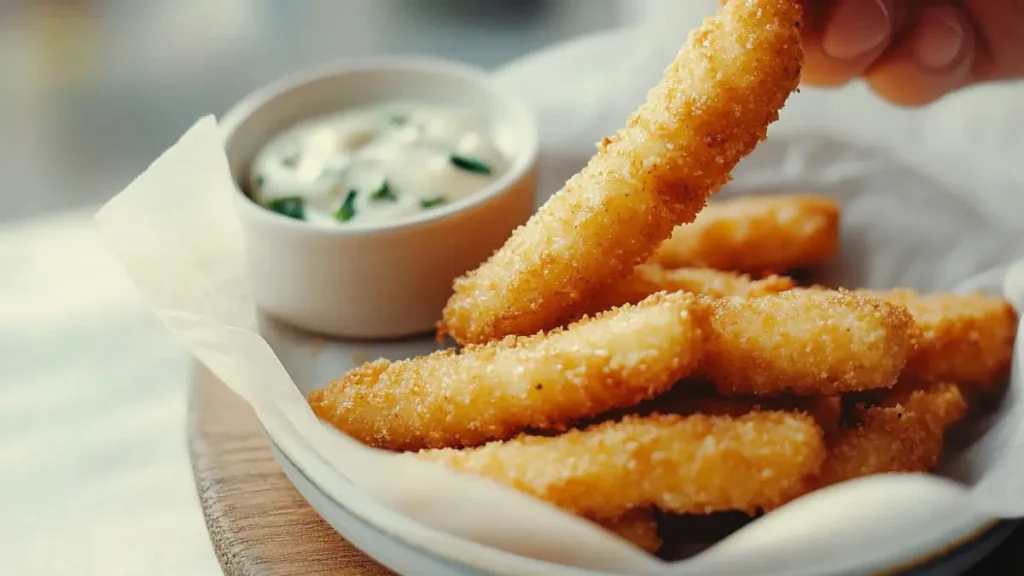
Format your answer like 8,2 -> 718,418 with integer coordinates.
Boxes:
96,23 -> 1024,576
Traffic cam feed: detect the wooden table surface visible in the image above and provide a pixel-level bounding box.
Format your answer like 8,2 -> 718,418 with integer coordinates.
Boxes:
187,367 -> 1024,576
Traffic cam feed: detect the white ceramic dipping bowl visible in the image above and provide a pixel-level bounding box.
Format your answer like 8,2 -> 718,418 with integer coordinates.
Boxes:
220,57 -> 539,339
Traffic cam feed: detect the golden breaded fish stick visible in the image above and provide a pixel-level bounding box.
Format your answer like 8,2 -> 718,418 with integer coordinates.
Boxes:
309,292 -> 705,451
580,265 -> 793,318
417,412 -> 825,519
702,290 -> 914,396
859,289 -> 1016,391
817,382 -> 967,488
650,194 -> 841,273
439,0 -> 804,345
596,510 -> 662,553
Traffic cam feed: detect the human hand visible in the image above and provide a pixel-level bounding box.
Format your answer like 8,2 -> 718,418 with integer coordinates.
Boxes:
799,0 -> 1024,105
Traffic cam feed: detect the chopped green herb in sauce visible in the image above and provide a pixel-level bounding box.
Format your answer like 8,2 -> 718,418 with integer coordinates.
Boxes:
251,103 -> 509,226
370,180 -> 397,202
266,196 -> 304,220
335,190 -> 358,222
420,197 -> 447,209
449,155 -> 492,175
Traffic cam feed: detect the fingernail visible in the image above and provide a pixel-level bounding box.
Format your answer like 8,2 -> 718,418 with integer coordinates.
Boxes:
913,12 -> 965,69
822,0 -> 890,60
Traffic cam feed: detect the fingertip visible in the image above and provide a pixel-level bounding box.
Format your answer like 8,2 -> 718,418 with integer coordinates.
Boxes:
865,6 -> 975,106
800,0 -> 893,88
802,42 -> 875,87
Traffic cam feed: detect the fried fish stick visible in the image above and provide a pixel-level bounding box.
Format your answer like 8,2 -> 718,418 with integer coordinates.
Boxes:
596,510 -> 662,553
650,194 -> 841,273
308,292 -> 704,451
858,289 -> 1016,391
439,0 -> 804,345
702,290 -> 914,396
417,412 -> 825,519
580,265 -> 793,317
816,382 -> 967,488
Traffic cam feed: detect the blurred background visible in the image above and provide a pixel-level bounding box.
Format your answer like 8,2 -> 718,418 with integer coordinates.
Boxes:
0,0 -> 631,223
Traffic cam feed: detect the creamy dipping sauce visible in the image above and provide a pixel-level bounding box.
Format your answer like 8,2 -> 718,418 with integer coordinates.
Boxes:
249,101 -> 508,226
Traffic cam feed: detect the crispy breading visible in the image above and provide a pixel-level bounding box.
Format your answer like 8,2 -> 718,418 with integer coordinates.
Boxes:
702,290 -> 914,395
633,385 -> 842,437
595,510 -> 662,553
859,289 -> 1017,391
816,382 -> 967,488
308,292 -> 705,451
580,265 -> 793,318
682,395 -> 841,438
650,194 -> 841,273
439,0 -> 804,345
416,412 -> 825,519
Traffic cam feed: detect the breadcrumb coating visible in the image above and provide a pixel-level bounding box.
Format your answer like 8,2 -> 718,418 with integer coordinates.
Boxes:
439,0 -> 804,345
702,290 -> 914,395
668,392 -> 842,438
580,265 -> 793,318
859,289 -> 1017,391
650,194 -> 841,273
816,382 -> 967,488
416,412 -> 825,519
624,383 -> 843,438
308,292 -> 705,451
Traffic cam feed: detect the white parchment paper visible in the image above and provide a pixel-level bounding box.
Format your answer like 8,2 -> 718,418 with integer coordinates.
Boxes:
95,13 -> 1024,576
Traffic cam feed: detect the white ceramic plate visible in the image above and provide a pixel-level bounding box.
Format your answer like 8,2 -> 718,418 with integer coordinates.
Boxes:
254,27 -> 1020,576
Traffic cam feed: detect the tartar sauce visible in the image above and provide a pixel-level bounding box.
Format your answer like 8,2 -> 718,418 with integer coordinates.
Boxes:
249,101 -> 508,226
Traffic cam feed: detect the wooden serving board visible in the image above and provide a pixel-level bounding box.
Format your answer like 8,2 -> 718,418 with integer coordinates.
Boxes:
188,365 -> 1024,576
188,366 -> 392,575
